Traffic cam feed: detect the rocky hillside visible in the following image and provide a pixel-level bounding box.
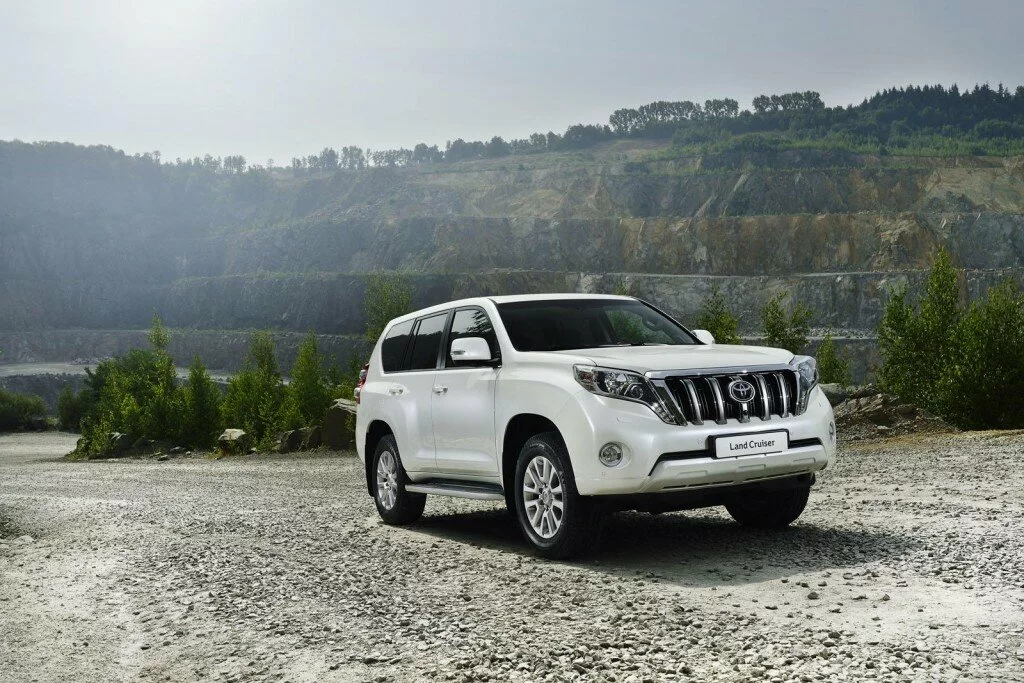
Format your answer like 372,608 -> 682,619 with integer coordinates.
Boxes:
2,140 -> 1023,379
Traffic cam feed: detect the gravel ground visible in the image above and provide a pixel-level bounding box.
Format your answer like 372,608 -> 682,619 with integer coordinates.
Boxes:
1,431 -> 1023,683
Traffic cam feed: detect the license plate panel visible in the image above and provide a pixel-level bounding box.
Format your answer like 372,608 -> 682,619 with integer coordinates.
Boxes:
714,430 -> 788,459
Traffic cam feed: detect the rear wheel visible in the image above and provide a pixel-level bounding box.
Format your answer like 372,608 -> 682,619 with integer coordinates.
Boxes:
372,436 -> 426,525
514,432 -> 601,559
725,487 -> 809,529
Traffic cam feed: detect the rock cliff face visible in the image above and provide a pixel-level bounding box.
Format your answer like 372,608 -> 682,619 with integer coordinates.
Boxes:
2,143 -> 1022,379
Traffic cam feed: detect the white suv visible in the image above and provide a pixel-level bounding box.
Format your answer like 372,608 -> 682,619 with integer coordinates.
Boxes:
355,294 -> 836,558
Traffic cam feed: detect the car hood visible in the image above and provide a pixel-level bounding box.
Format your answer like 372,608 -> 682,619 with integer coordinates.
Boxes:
551,344 -> 794,374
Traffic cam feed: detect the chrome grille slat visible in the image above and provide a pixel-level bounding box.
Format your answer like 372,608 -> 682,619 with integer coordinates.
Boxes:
705,377 -> 727,424
681,379 -> 704,425
754,373 -> 771,420
774,372 -> 790,417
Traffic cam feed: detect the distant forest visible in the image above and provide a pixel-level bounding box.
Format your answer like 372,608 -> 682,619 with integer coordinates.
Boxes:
3,83 -> 1023,184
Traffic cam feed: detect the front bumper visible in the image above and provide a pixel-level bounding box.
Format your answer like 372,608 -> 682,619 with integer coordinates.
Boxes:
558,386 -> 836,496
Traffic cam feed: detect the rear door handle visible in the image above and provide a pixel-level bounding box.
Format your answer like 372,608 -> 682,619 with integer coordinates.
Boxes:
432,386 -> 448,395
388,386 -> 404,396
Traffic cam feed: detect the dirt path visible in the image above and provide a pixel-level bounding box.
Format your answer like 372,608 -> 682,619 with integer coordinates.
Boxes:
1,431 -> 1022,682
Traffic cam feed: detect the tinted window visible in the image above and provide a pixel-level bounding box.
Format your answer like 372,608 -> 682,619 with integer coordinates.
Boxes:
381,320 -> 413,372
497,299 -> 696,352
446,308 -> 499,367
408,313 -> 448,370
607,308 -> 677,345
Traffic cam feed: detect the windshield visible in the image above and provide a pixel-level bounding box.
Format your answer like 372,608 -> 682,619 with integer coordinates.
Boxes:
496,299 -> 698,352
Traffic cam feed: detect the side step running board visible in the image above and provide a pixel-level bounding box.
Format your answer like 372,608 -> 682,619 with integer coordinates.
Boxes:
405,481 -> 505,501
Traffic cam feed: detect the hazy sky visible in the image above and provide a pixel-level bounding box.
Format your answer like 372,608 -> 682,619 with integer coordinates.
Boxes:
2,0 -> 1022,164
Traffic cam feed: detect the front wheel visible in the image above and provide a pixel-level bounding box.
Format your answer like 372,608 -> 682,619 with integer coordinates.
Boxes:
514,432 -> 601,559
372,436 -> 426,525
725,487 -> 809,529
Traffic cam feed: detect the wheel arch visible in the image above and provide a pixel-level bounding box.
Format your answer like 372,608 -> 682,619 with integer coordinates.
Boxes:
364,420 -> 394,496
501,413 -> 564,495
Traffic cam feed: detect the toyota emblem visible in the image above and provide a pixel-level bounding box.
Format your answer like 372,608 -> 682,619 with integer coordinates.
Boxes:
728,379 -> 756,403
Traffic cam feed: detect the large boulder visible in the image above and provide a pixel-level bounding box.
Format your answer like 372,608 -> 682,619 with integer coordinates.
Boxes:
108,432 -> 132,454
217,429 -> 251,454
819,383 -> 849,407
277,429 -> 303,454
132,436 -> 154,452
322,399 -> 356,451
833,389 -> 952,441
300,425 -> 322,450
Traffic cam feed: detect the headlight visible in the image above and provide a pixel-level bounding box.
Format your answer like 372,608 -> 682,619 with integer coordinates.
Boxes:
574,365 -> 681,424
791,355 -> 818,414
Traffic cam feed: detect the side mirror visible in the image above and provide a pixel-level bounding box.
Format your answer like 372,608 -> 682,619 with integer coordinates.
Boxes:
693,329 -> 715,345
450,337 -> 495,365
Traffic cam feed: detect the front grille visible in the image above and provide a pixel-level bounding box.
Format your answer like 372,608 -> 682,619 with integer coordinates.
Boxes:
660,370 -> 799,424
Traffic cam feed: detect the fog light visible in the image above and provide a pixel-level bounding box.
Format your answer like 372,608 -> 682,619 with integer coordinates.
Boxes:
599,443 -> 623,467
828,421 -> 836,445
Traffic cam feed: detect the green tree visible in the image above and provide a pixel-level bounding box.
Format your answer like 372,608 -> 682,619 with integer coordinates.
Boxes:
935,279 -> 1024,428
816,331 -> 852,385
148,313 -> 171,352
365,272 -> 413,344
695,285 -> 741,344
221,332 -> 286,448
761,293 -> 812,353
286,333 -> 332,428
183,356 -> 222,449
878,249 -> 961,408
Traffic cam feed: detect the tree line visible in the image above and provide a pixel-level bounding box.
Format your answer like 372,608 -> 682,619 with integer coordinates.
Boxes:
670,83 -> 1024,156
6,82 -> 1022,190
288,82 -> 1024,173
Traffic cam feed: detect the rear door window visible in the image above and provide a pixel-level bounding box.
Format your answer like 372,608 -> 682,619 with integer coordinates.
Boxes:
380,320 -> 414,372
408,312 -> 449,371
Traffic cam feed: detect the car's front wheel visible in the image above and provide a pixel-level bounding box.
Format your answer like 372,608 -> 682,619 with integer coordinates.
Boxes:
725,487 -> 809,529
513,432 -> 600,559
372,435 -> 426,525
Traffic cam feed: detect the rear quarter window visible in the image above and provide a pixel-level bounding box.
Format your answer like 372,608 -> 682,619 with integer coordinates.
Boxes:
380,320 -> 413,372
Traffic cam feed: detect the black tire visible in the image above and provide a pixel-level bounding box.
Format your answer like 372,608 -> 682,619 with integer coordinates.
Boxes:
513,432 -> 601,559
371,435 -> 426,525
725,487 -> 810,529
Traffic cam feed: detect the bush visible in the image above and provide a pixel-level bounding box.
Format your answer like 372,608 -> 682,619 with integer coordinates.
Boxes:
57,385 -> 86,431
816,332 -> 852,385
0,389 -> 47,432
326,356 -> 360,401
878,250 -> 1024,429
77,347 -> 183,454
182,356 -> 222,449
221,332 -> 286,449
695,284 -> 741,344
761,293 -> 812,353
73,316 -> 188,455
365,272 -> 412,344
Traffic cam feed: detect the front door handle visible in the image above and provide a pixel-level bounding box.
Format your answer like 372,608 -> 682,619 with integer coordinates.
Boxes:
388,386 -> 404,396
432,386 -> 448,395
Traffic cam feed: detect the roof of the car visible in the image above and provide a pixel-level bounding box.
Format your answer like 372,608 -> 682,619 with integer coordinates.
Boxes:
386,293 -> 636,327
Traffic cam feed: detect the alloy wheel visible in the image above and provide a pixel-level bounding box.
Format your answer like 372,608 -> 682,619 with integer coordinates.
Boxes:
376,450 -> 399,510
522,454 -> 564,538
